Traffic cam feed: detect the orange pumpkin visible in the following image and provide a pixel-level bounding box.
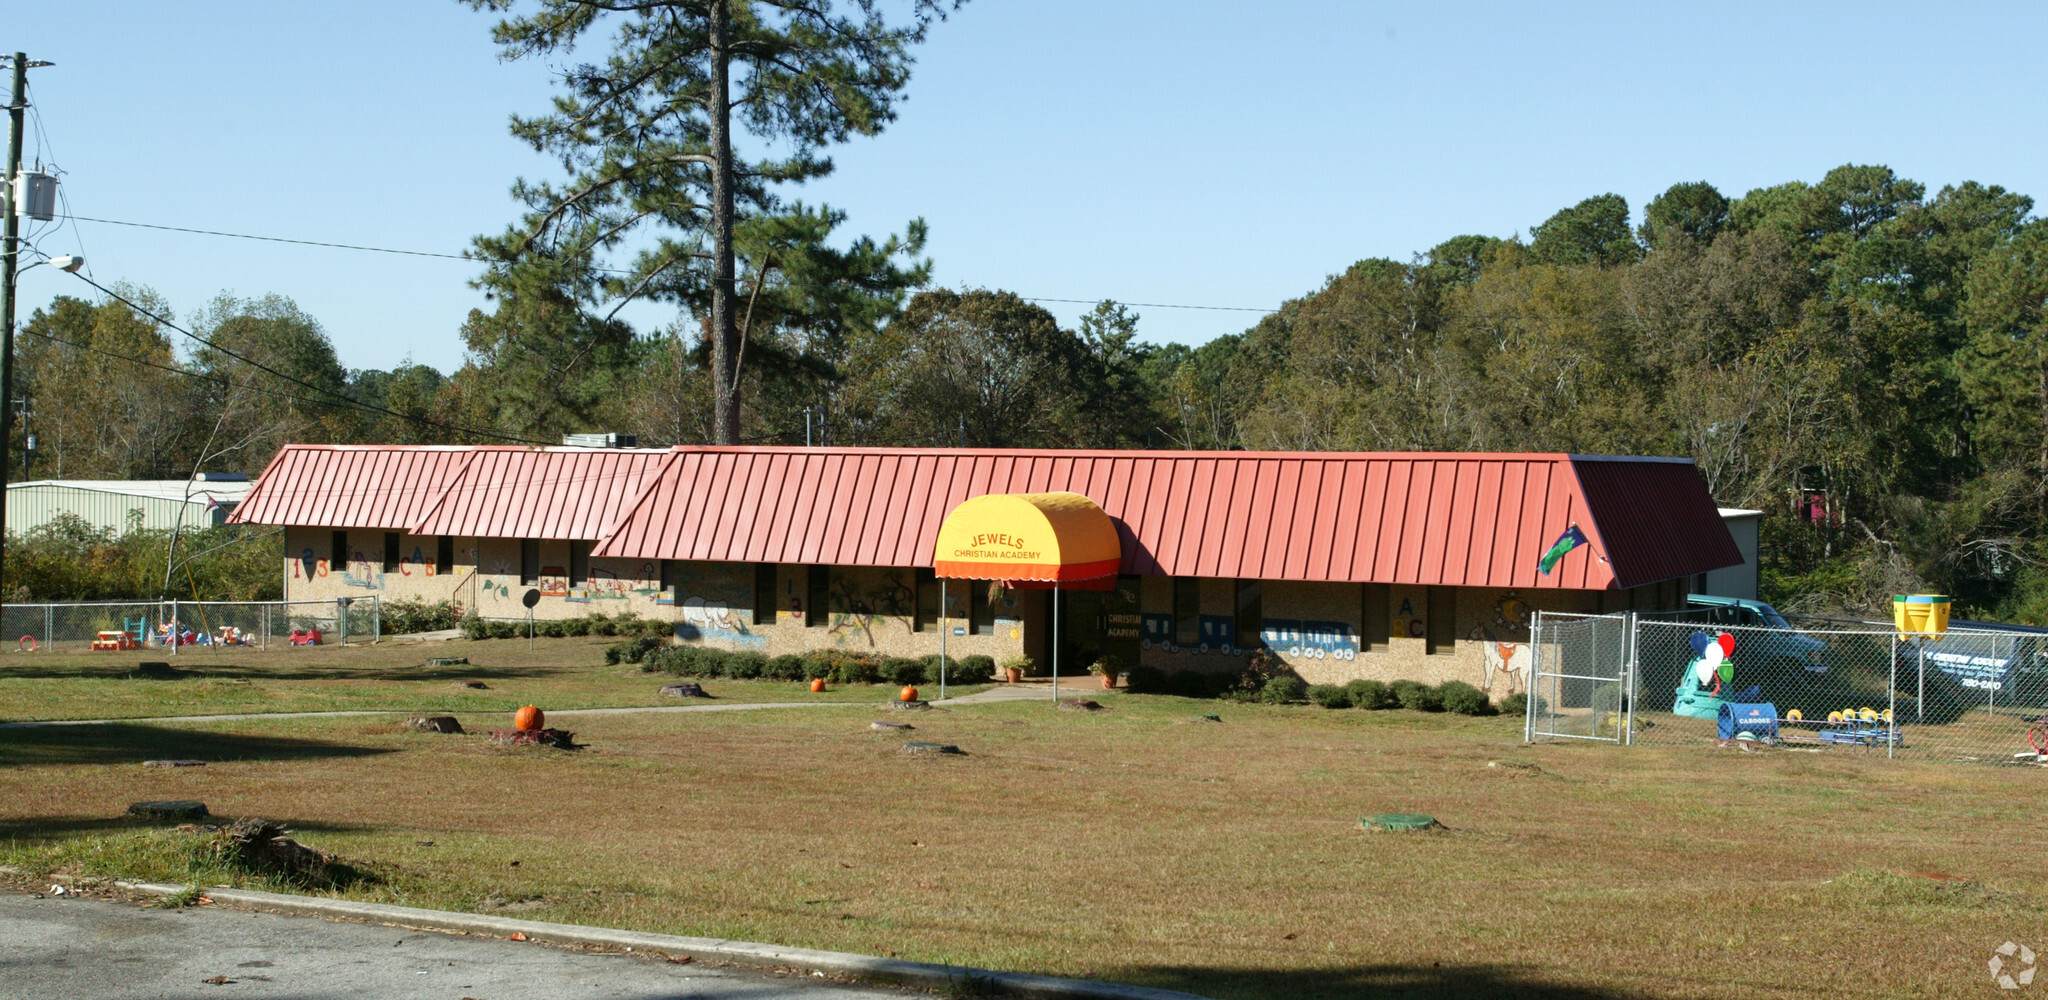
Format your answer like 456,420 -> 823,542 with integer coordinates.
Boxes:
809,678 -> 826,693
899,685 -> 919,702
513,705 -> 544,731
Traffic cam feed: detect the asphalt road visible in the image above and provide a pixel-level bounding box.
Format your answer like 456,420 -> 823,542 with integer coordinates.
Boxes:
0,891 -> 919,1000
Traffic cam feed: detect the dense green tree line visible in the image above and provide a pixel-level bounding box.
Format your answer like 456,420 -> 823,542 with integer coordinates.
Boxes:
12,162 -> 2048,619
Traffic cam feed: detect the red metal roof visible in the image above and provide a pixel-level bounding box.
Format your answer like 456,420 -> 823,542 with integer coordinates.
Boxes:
588,447 -> 1741,590
228,445 -> 477,530
410,448 -> 668,540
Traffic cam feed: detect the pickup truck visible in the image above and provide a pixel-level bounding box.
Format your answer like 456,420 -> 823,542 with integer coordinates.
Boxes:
1684,594 -> 1831,672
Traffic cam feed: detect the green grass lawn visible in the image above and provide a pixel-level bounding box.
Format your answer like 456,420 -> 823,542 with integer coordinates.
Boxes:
0,636 -> 989,722
1,682 -> 2040,1000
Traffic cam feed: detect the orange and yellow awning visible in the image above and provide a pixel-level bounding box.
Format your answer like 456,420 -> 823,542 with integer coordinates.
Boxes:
932,492 -> 1121,587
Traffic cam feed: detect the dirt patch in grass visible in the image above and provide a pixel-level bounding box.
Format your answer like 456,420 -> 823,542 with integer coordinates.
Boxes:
0,699 -> 2039,999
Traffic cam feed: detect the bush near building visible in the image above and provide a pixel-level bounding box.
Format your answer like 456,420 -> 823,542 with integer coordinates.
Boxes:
3,513 -> 280,602
622,643 -> 996,687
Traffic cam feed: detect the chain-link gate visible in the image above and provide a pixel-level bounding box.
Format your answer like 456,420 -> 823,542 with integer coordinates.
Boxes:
1525,611 -> 1635,743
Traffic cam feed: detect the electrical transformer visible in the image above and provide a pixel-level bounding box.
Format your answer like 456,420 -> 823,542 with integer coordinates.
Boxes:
12,170 -> 57,221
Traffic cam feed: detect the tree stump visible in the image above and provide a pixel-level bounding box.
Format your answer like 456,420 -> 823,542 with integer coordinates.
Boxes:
405,716 -> 463,734
223,818 -> 333,881
490,728 -> 577,749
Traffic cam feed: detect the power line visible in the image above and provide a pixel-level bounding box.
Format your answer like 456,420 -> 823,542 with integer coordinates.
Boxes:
1020,296 -> 1275,314
61,214 -> 1280,315
23,325 -> 661,473
52,266 -> 553,446
20,323 -> 420,424
65,214 -> 482,262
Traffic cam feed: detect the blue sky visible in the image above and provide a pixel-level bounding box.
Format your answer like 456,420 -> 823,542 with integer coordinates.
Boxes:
9,1 -> 2046,372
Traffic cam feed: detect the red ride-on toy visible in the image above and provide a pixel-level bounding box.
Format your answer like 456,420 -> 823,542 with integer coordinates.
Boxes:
288,627 -> 323,646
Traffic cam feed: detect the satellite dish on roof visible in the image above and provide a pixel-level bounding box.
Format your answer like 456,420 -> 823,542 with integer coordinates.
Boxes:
522,589 -> 542,609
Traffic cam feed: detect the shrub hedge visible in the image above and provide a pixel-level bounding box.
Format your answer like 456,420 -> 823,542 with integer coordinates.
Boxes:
463,611 -> 670,642
382,598 -> 460,636
1390,679 -> 1444,712
1259,675 -> 1307,704
1346,678 -> 1397,709
630,645 -> 993,686
1437,680 -> 1497,716
1306,683 -> 1353,708
1123,666 -> 1502,716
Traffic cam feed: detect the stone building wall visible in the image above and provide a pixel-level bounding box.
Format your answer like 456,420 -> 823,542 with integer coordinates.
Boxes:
1127,575 -> 1682,701
280,528 -> 1680,695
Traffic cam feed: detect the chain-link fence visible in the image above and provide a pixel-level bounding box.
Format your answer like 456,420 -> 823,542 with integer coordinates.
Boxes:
0,598 -> 380,654
1530,610 -> 2048,764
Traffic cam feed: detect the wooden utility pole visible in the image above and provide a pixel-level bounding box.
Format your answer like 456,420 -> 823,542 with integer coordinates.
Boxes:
0,53 -> 40,600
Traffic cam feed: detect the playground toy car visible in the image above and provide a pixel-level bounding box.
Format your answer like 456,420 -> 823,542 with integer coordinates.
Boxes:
288,628 -> 323,646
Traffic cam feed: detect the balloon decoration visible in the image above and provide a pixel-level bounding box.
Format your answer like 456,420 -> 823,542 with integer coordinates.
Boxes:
1672,631 -> 1741,719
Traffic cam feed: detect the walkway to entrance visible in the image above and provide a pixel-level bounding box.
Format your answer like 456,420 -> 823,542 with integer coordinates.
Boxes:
937,678 -> 1125,706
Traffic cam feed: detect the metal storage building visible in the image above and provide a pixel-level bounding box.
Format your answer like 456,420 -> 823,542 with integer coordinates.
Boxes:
6,479 -> 251,535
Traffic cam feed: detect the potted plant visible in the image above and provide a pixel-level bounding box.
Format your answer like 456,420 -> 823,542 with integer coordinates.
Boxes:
1000,655 -> 1033,684
1090,656 -> 1121,690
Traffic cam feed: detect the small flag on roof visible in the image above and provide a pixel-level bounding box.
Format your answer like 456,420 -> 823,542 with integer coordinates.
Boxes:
1537,524 -> 1589,576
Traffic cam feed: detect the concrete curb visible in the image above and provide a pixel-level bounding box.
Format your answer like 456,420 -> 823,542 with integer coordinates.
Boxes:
115,881 -> 1209,1000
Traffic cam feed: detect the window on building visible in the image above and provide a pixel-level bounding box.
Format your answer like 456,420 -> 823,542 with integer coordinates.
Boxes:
754,563 -> 778,627
520,539 -> 541,586
331,530 -> 348,571
914,567 -> 938,632
660,560 -> 678,600
382,533 -> 401,574
1234,579 -> 1263,649
806,565 -> 829,627
569,540 -> 592,585
1426,586 -> 1456,655
1361,582 -> 1389,651
436,536 -> 454,575
1173,577 -> 1200,645
970,580 -> 997,636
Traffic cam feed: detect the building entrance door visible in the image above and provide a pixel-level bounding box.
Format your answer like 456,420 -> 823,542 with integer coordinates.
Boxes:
1057,576 -> 1140,677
